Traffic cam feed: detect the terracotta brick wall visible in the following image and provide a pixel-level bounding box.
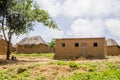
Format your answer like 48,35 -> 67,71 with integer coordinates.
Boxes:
16,44 -> 51,53
0,39 -> 7,55
54,38 -> 106,59
107,46 -> 119,55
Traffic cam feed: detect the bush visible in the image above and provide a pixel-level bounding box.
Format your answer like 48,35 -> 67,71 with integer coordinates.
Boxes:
68,62 -> 79,68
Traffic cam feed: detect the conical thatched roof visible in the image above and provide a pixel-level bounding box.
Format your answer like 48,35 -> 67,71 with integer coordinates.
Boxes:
17,36 -> 46,46
107,38 -> 118,46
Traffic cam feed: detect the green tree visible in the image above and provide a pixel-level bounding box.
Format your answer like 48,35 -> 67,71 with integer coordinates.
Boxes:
0,0 -> 58,60
48,39 -> 55,52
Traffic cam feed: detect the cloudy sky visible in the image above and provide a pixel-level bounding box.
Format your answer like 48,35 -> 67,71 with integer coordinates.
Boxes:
12,0 -> 120,44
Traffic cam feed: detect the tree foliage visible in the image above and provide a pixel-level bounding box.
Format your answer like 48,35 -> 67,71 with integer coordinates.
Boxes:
48,39 -> 55,52
0,0 -> 58,60
48,39 -> 55,48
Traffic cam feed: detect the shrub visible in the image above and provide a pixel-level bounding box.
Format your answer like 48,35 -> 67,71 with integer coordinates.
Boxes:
68,62 -> 79,68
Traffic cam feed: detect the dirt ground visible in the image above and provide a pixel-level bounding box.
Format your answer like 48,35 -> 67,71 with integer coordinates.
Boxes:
0,55 -> 119,80
0,55 -> 54,70
0,55 -> 120,70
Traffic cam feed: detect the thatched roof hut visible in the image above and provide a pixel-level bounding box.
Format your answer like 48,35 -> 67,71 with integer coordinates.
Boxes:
16,36 -> 50,53
107,38 -> 119,46
17,36 -> 47,46
106,38 -> 120,55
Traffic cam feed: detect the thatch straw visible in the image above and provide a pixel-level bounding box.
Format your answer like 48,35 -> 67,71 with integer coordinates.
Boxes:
17,36 -> 46,46
107,38 -> 118,46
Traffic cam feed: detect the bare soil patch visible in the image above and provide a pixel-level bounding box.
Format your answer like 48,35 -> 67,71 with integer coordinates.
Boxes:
0,55 -> 55,70
0,55 -> 120,70
0,55 -> 120,80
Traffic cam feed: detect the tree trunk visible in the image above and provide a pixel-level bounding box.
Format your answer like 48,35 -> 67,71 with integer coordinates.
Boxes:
1,17 -> 11,60
6,41 -> 11,60
6,32 -> 12,60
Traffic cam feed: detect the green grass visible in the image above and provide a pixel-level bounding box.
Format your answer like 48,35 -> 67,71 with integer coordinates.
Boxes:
12,52 -> 54,59
48,60 -> 119,71
0,60 -> 120,80
61,70 -> 120,80
1,54 -> 120,80
0,68 -> 30,80
0,64 -> 41,80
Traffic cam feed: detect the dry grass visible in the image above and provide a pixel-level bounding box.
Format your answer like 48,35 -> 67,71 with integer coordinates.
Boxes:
30,65 -> 71,80
0,54 -> 120,80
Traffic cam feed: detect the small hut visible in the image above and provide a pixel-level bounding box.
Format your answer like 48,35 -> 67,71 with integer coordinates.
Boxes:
54,37 -> 107,59
16,36 -> 50,53
0,38 -> 7,55
106,39 -> 120,55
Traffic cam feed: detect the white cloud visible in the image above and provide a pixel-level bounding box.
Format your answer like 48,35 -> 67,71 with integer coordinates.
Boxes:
12,35 -> 28,45
63,0 -> 120,18
67,18 -> 105,37
63,0 -> 91,17
12,24 -> 65,44
105,18 -> 120,37
10,0 -> 120,45
34,0 -> 62,17
41,28 -> 65,42
35,0 -> 120,18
